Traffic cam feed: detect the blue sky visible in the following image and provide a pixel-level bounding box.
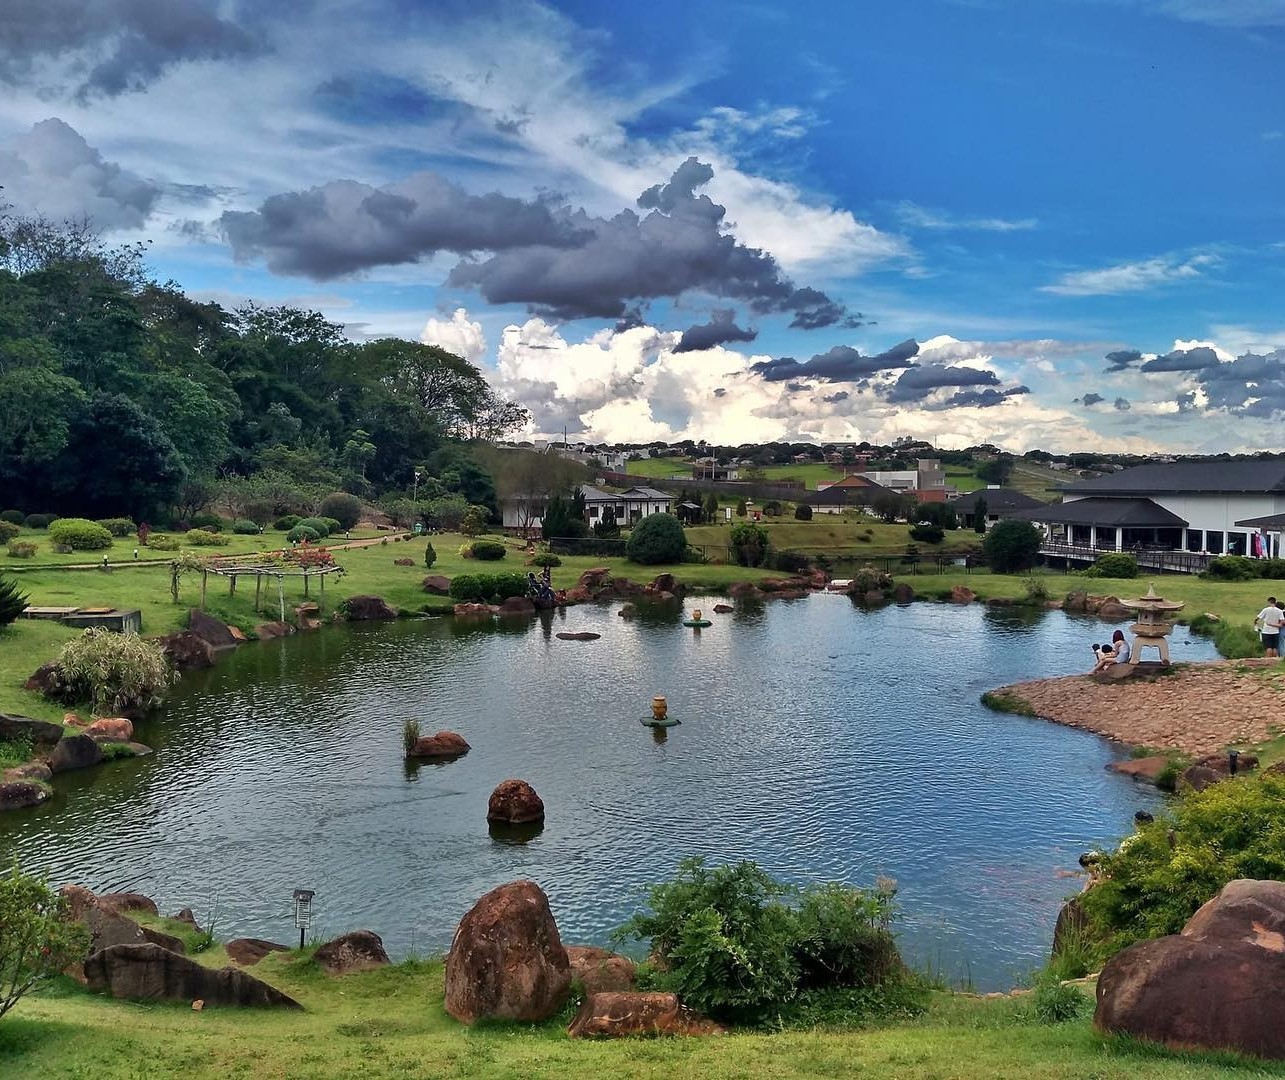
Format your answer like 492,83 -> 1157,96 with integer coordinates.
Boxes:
1,0 -> 1283,451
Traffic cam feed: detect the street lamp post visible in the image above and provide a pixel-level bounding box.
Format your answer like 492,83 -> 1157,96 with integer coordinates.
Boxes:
412,469 -> 422,504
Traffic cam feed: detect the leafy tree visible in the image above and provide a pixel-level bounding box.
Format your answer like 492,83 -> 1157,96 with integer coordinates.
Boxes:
735,498 -> 747,517
871,491 -> 909,523
729,522 -> 770,567
0,574 -> 28,626
458,506 -> 489,536
972,495 -> 988,532
794,503 -> 813,521
913,502 -> 957,530
977,458 -> 1013,485
625,512 -> 686,564
983,519 -> 1042,573
318,491 -> 362,530
703,492 -> 720,523
0,863 -> 90,1021
594,504 -> 621,538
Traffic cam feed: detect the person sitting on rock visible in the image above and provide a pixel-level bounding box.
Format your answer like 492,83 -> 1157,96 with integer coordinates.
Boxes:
1092,630 -> 1131,673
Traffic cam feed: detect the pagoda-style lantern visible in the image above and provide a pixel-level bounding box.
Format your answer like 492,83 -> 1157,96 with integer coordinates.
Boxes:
1121,583 -> 1185,665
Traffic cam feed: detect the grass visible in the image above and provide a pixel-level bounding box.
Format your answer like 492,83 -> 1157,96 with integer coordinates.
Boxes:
684,518 -> 984,556
2,947 -> 1277,1079
980,690 -> 1036,717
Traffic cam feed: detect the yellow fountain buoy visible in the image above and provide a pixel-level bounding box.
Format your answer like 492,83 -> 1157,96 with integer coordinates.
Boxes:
641,694 -> 680,728
682,608 -> 712,628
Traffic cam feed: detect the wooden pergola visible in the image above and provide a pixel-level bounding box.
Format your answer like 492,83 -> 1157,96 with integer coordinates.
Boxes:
199,559 -> 345,621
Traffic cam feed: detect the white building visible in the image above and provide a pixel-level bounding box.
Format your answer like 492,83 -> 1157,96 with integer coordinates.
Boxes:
499,485 -> 674,532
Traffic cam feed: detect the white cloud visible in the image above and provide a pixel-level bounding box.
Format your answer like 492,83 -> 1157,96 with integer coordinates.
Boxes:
1041,253 -> 1218,296
421,307 -> 487,363
1128,0 -> 1285,29
896,201 -> 1037,232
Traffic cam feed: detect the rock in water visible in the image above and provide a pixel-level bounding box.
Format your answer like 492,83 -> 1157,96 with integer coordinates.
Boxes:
444,880 -> 570,1024
313,930 -> 390,974
342,595 -> 398,620
157,630 -> 216,670
567,992 -> 725,1038
188,609 -> 239,649
487,779 -> 544,824
47,734 -> 104,773
82,717 -> 134,742
85,944 -> 302,1008
409,731 -> 470,758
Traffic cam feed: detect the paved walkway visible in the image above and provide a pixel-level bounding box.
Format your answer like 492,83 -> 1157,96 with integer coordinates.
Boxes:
991,660 -> 1285,756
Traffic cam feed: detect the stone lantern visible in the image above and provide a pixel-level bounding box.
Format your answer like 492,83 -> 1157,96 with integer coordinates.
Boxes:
1121,583 -> 1185,666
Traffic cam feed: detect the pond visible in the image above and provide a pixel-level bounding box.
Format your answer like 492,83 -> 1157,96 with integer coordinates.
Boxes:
0,596 -> 1219,990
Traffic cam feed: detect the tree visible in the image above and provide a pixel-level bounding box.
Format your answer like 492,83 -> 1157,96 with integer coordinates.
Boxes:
0,864 -> 90,1021
735,498 -> 747,517
973,495 -> 988,533
977,458 -> 1013,485
983,519 -> 1042,573
729,522 -> 770,567
625,512 -> 686,564
871,491 -> 909,524
794,503 -> 813,521
594,504 -> 620,538
703,492 -> 720,523
913,502 -> 958,530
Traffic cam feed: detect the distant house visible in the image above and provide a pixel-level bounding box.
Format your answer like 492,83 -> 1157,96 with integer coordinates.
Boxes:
500,484 -> 673,533
1010,459 -> 1285,556
803,475 -> 887,514
949,487 -> 1045,530
691,459 -> 739,481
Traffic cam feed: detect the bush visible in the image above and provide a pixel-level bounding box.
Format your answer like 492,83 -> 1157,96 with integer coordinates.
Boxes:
459,506 -> 489,537
6,541 -> 37,559
762,500 -> 781,516
626,513 -> 686,565
185,529 -> 226,547
0,510 -> 24,525
231,519 -> 261,535
190,512 -> 223,530
729,522 -> 770,567
296,517 -> 331,538
487,572 -> 529,599
850,564 -> 893,595
318,516 -> 343,536
1203,554 -> 1259,581
471,540 -> 507,561
22,514 -> 56,530
530,552 -> 561,567
287,525 -> 321,544
1080,772 -> 1285,962
273,515 -> 301,531
1031,973 -> 1091,1024
1022,575 -> 1051,604
794,504 -> 813,521
448,573 -> 483,601
94,517 -> 137,537
318,492 -> 362,531
0,865 -> 91,1021
423,541 -> 437,569
0,575 -> 28,626
0,522 -> 19,544
48,518 -> 113,551
769,550 -> 810,574
982,519 -> 1042,573
48,628 -> 174,714
908,523 -> 944,544
1259,558 -> 1285,579
792,880 -> 901,989
1083,552 -> 1138,578
735,499 -> 747,517
147,534 -> 180,551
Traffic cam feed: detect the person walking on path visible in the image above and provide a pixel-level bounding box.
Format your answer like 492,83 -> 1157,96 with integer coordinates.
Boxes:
1254,597 -> 1284,657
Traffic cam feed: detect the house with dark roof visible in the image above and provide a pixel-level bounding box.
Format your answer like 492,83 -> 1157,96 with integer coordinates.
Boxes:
803,475 -> 888,514
1011,459 -> 1285,557
500,484 -> 673,532
949,487 -> 1045,530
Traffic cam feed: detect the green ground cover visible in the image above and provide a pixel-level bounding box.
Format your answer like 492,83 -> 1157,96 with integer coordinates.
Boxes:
685,518 -> 984,555
2,950 -> 1274,1080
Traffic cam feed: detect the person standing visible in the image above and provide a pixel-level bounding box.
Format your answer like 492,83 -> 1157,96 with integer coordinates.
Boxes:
1254,597 -> 1284,657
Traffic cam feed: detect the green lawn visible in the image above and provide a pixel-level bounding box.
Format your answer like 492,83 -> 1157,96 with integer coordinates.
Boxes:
686,518 -> 985,555
2,946 -> 1274,1080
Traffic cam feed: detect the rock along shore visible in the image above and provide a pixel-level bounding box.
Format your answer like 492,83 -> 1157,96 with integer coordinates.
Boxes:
988,659 -> 1284,757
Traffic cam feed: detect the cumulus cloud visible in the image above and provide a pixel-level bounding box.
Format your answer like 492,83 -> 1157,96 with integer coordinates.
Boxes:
1139,345 -> 1221,372
1042,253 -> 1218,296
0,118 -> 159,229
1079,392 -> 1106,406
420,307 -> 486,364
673,309 -> 757,353
932,386 -> 1029,410
751,339 -> 919,382
0,0 -> 259,100
884,364 -> 1001,403
1105,349 -> 1143,371
1114,397 -> 1132,411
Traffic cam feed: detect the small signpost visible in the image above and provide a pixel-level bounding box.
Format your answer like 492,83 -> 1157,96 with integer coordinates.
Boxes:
292,888 -> 315,949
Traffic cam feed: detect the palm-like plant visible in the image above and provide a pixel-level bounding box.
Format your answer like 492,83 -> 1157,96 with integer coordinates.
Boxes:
0,575 -> 28,627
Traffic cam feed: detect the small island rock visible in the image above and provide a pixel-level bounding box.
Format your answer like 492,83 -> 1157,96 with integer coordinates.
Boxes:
487,779 -> 545,824
409,731 -> 471,758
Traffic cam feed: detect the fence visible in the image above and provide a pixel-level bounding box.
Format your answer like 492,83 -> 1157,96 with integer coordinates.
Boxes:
1039,542 -> 1211,575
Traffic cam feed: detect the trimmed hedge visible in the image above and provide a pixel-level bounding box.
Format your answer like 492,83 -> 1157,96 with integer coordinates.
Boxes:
23,513 -> 57,529
148,535 -> 180,551
297,517 -> 332,538
232,519 -> 261,535
318,492 -> 362,530
0,509 -> 24,525
185,529 -> 226,547
471,540 -> 507,561
0,521 -> 20,544
95,517 -> 137,537
48,518 -> 114,551
448,571 -> 529,601
190,512 -> 224,530
273,515 -> 301,531
625,513 -> 686,565
287,525 -> 322,544
7,540 -> 37,558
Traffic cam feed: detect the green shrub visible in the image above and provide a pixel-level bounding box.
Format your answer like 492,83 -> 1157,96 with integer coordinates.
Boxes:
0,510 -> 24,525
471,540 -> 507,561
1080,772 -> 1285,962
982,519 -> 1042,573
730,522 -> 770,567
231,519 -> 260,535
1203,554 -> 1259,581
273,515 -> 301,531
190,512 -> 223,530
1022,575 -> 1050,604
296,517 -> 331,538
403,719 -> 420,755
287,525 -> 321,544
762,500 -> 781,516
0,522 -> 19,544
459,506 -> 489,536
794,504 -> 813,521
6,541 -> 37,559
1031,973 -> 1091,1024
423,541 -> 437,569
1188,614 -> 1264,659
1084,552 -> 1138,578
94,518 -> 137,538
318,492 -> 362,531
0,864 -> 92,1020
626,513 -> 686,565
792,880 -> 901,990
318,516 -> 343,536
489,572 -> 528,599
185,529 -> 226,547
48,628 -> 174,714
769,550 -> 809,573
48,518 -> 113,551
22,514 -> 56,530
849,564 -> 892,595
147,534 -> 180,551
448,574 -> 483,601
0,574 -> 28,626
908,523 -> 944,544
530,552 -> 561,568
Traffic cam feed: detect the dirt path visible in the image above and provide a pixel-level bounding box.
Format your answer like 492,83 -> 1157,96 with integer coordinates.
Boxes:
991,660 -> 1285,757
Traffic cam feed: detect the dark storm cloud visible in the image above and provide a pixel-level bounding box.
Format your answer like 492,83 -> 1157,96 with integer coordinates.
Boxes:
751,339 -> 919,382
712,388 -> 727,398
785,381 -> 808,392
673,309 -> 758,353
930,386 -> 1028,410
221,174 -> 584,278
884,363 -> 1000,403
1139,346 -> 1220,372
821,391 -> 850,404
614,305 -> 646,333
1114,397 -> 1131,411
0,0 -> 260,99
1104,349 -> 1142,371
1078,392 -> 1106,406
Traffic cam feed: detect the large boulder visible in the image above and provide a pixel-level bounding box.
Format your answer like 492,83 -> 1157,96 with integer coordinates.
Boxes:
1178,765 -> 1222,793
498,596 -> 536,616
578,568 -> 612,589
409,731 -> 470,759
97,892 -> 158,917
188,608 -> 239,649
567,992 -> 725,1039
343,595 -> 398,620
444,880 -> 571,1024
951,585 -> 976,604
422,575 -> 451,595
23,661 -> 61,694
314,930 -> 390,974
157,630 -> 216,671
0,780 -> 49,811
82,717 -> 134,742
254,621 -> 292,640
47,734 -> 104,773
0,713 -> 65,749
85,944 -> 302,1008
226,938 -> 288,966
566,945 -> 637,995
1094,879 -> 1285,1059
487,779 -> 545,824
1097,598 -> 1132,621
